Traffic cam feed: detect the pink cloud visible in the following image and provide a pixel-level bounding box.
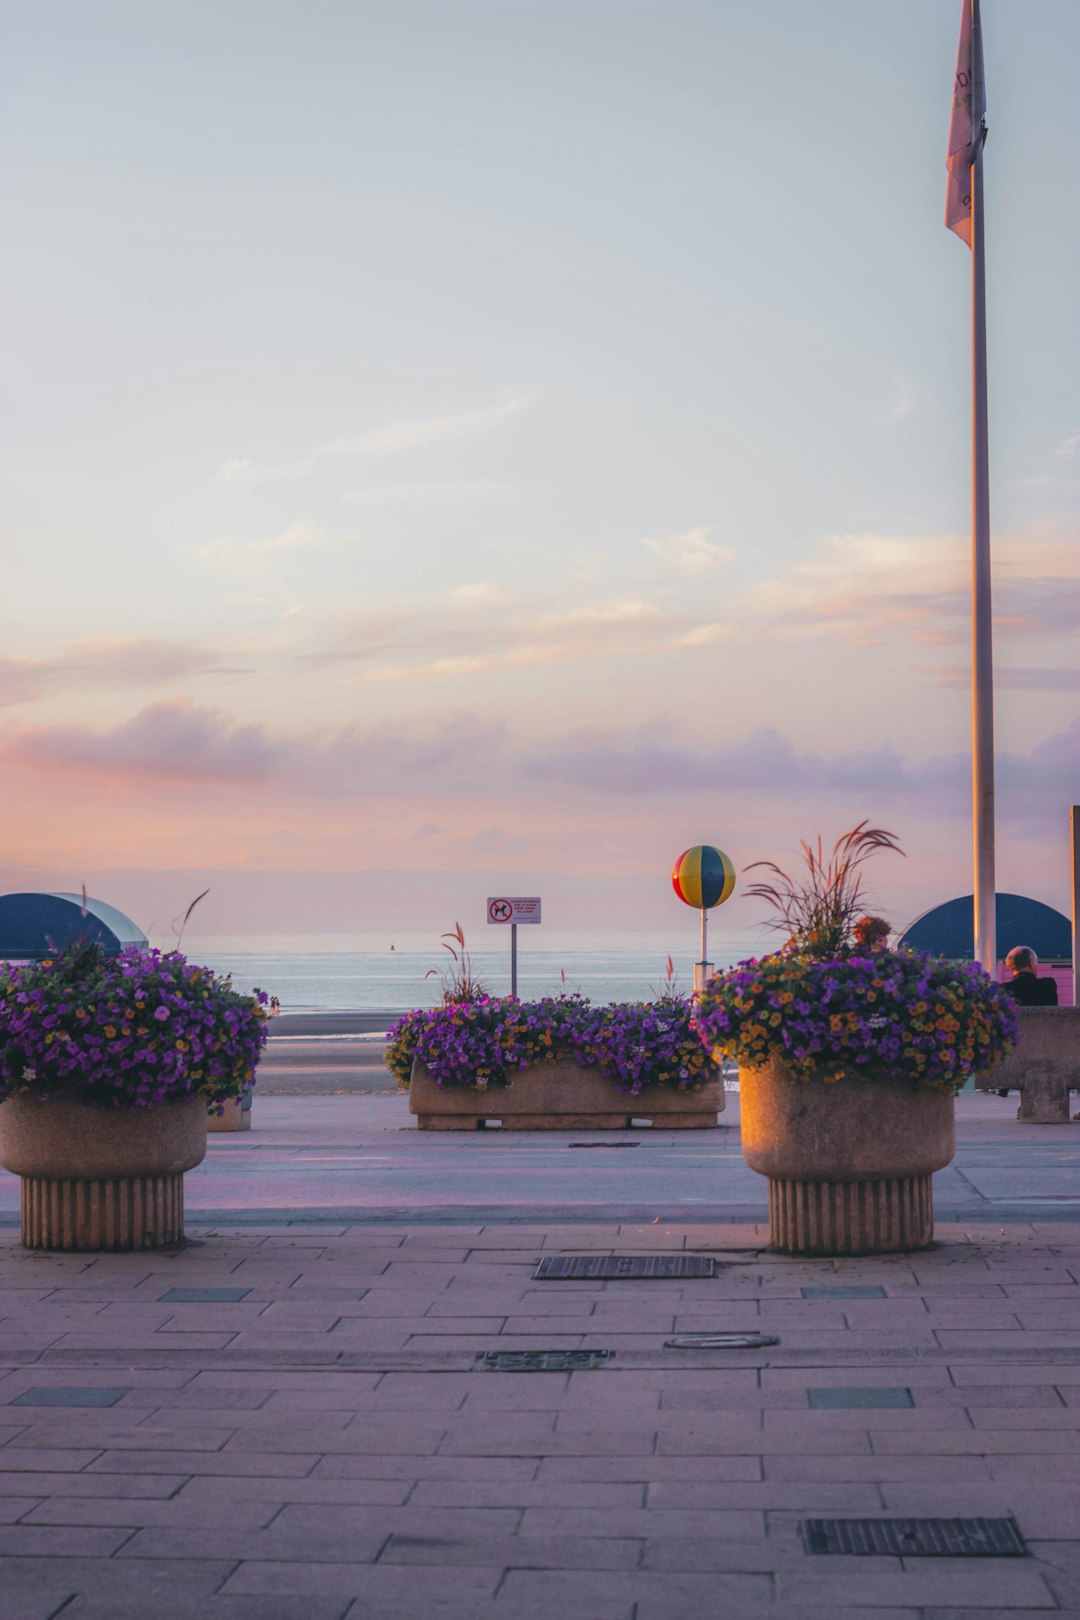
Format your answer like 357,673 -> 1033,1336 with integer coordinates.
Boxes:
525,724 -> 911,796
0,637 -> 240,710
6,699 -> 280,783
7,697 -> 1079,813
0,700 -> 506,793
523,716 -> 1080,836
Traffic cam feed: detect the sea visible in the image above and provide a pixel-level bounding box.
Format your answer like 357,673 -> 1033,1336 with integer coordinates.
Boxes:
177,932 -> 1073,1015
183,939 -> 770,1014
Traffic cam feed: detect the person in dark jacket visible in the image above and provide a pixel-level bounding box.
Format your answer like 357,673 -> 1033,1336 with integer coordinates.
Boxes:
1002,946 -> 1059,1006
995,946 -> 1058,1097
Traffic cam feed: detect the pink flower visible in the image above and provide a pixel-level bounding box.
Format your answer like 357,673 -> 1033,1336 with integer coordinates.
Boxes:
153,1006 -> 170,1021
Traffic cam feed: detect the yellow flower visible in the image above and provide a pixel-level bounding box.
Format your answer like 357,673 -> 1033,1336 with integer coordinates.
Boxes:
104,1026 -> 117,1039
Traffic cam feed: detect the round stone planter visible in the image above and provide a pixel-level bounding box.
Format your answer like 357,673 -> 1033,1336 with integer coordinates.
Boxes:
0,1093 -> 208,1252
738,1059 -> 955,1255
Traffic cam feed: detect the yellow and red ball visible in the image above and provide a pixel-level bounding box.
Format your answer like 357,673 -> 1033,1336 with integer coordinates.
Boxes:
671,845 -> 736,910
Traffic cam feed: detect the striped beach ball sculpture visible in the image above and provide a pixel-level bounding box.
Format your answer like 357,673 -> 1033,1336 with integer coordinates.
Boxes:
671,845 -> 736,910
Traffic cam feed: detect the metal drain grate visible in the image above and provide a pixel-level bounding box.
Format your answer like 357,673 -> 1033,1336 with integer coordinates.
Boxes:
479,1349 -> 613,1372
800,1517 -> 1028,1558
534,1254 -> 716,1281
665,1332 -> 779,1350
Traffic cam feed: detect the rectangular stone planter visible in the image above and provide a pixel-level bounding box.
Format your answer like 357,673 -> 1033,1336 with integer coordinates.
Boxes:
408,1057 -> 723,1130
207,1098 -> 252,1133
975,1006 -> 1080,1122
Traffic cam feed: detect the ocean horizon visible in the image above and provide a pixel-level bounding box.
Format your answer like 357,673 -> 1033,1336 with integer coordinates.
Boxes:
177,935 -> 1075,1014
184,938 -> 771,1013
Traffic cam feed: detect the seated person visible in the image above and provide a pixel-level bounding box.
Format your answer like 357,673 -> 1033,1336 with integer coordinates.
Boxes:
1002,945 -> 1059,1006
995,945 -> 1059,1098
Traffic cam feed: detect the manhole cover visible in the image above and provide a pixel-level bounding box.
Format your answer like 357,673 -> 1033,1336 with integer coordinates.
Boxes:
534,1255 -> 716,1281
479,1350 -> 613,1372
664,1333 -> 779,1349
800,1518 -> 1027,1558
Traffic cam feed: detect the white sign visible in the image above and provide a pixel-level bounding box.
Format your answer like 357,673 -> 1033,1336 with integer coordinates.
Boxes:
487,896 -> 542,925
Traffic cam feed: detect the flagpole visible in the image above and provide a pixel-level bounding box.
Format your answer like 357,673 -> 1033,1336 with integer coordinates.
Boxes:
969,85 -> 995,978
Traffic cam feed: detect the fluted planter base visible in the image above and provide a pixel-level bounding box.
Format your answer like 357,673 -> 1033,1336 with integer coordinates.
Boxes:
767,1172 -> 935,1256
739,1058 -> 955,1258
21,1173 -> 186,1252
0,1093 -> 207,1252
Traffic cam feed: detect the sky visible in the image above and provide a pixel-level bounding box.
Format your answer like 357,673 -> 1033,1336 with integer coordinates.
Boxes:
1,0 -> 1078,953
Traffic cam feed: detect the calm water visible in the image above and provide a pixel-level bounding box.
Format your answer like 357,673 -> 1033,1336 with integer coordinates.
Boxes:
191,944 -> 754,1012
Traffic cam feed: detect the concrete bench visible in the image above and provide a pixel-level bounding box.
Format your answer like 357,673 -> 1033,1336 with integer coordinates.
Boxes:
975,1007 -> 1080,1122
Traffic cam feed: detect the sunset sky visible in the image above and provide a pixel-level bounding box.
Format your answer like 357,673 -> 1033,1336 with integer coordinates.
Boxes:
2,0 -> 1078,952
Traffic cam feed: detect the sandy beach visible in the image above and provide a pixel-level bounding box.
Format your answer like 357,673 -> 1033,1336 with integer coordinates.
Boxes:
261,1009 -> 403,1093
269,1010 -> 411,1037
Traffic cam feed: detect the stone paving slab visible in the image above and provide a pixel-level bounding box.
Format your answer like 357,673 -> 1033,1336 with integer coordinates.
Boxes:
0,1219 -> 1079,1614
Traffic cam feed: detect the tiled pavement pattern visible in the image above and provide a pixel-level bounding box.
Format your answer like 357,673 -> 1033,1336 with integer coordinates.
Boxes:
3,1219 -> 1080,1617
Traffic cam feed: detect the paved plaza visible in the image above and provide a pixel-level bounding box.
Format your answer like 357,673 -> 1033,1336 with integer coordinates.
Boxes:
1,1095 -> 1079,1617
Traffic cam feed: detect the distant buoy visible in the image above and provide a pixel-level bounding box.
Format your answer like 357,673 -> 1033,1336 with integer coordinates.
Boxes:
671,845 -> 736,910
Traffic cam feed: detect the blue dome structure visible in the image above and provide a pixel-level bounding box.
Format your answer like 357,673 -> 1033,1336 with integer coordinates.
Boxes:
0,892 -> 147,963
899,892 -> 1071,962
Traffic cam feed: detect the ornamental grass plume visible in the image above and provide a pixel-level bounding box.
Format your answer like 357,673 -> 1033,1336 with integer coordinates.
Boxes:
744,821 -> 903,961
0,940 -> 268,1110
424,922 -> 488,1005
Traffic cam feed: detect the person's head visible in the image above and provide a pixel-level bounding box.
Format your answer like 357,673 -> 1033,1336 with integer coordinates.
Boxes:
1005,945 -> 1038,976
852,914 -> 890,951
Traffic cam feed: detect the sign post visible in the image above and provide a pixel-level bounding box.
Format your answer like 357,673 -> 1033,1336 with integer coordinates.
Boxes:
487,897 -> 541,998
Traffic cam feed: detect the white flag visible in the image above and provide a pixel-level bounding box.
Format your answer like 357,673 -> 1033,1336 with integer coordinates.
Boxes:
945,0 -> 987,246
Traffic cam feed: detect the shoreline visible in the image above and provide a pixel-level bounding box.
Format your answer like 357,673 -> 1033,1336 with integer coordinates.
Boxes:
268,1010 -> 411,1037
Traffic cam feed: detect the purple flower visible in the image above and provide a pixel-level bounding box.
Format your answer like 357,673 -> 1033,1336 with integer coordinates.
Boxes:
690,946 -> 1018,1092
0,943 -> 267,1111
386,993 -> 714,1095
